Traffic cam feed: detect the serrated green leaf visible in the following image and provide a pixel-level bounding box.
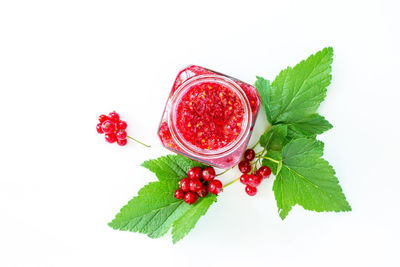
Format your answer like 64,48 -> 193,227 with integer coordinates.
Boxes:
273,138 -> 351,220
141,154 -> 205,182
259,124 -> 288,150
172,194 -> 217,244
266,47 -> 333,124
108,181 -> 191,238
255,77 -> 272,122
287,114 -> 333,139
110,154 -> 217,243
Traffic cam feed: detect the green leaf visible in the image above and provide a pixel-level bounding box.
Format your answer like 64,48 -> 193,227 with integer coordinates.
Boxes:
110,154 -> 217,243
108,181 -> 190,238
172,194 -> 217,244
266,47 -> 334,124
273,138 -> 351,220
255,77 -> 272,122
141,154 -> 205,182
259,124 -> 288,150
287,114 -> 333,139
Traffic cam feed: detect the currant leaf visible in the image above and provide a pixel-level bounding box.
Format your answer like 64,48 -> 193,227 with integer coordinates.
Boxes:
110,155 -> 217,243
254,77 -> 272,122
259,124 -> 288,150
257,47 -> 333,125
272,138 -> 351,220
172,194 -> 217,244
286,113 -> 333,139
108,181 -> 190,238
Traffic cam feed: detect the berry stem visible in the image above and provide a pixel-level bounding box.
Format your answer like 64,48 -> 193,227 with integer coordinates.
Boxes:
223,177 -> 240,188
127,136 -> 151,147
253,147 -> 266,172
216,167 -> 234,177
251,140 -> 260,150
255,151 -> 264,157
254,159 -> 260,172
224,125 -> 276,189
261,157 -> 280,164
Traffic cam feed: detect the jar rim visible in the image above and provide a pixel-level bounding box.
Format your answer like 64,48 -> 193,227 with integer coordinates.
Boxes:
167,74 -> 252,159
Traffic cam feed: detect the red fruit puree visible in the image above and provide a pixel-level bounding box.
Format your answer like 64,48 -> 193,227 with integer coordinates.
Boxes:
158,65 -> 260,168
176,82 -> 244,150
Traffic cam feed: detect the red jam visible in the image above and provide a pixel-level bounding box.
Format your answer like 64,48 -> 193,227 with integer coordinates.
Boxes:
175,82 -> 244,150
158,65 -> 261,168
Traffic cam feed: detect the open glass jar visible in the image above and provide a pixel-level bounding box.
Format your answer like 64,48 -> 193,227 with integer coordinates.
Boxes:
158,65 -> 261,168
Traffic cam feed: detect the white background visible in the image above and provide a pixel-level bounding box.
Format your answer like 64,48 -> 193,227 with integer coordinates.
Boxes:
1,0 -> 399,266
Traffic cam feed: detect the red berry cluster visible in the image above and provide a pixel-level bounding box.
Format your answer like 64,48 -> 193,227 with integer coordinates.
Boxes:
174,166 -> 222,205
238,149 -> 271,196
96,111 -> 128,146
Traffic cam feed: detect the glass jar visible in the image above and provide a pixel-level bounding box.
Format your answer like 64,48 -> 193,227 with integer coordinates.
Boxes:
158,65 -> 261,168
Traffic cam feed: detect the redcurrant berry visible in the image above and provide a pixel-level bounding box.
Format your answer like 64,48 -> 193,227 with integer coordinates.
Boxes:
108,112 -> 120,123
174,189 -> 184,199
189,179 -> 203,192
188,167 -> 202,180
197,186 -> 209,198
184,192 -> 198,205
96,123 -> 104,134
247,174 -> 262,187
116,130 -> 127,140
208,179 -> 223,195
102,120 -> 115,134
118,121 -> 127,130
117,138 -> 127,146
179,178 -> 191,192
105,133 -> 117,143
245,185 -> 257,196
256,166 -> 272,179
244,149 -> 255,161
99,114 -> 108,123
238,160 -> 251,173
240,174 -> 250,185
202,167 -> 216,181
